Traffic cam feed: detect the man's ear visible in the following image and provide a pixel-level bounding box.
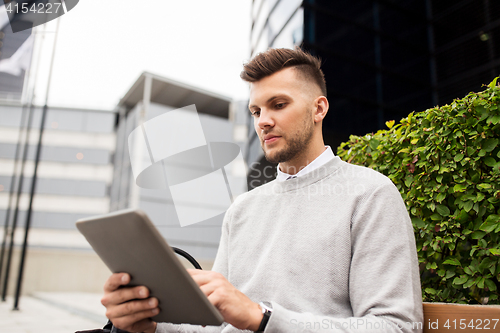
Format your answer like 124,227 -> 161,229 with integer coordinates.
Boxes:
313,96 -> 329,123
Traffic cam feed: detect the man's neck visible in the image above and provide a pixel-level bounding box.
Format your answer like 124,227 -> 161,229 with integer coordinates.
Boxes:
279,143 -> 326,175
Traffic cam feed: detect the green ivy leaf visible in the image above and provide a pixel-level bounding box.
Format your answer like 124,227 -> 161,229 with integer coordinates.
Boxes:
443,258 -> 461,266
471,230 -> 486,239
488,114 -> 500,125
485,214 -> 500,224
430,213 -> 442,221
425,288 -> 437,295
463,277 -> 476,289
485,157 -> 497,167
411,218 -> 426,228
405,176 -> 414,187
369,139 -> 380,150
436,205 -> 450,216
454,184 -> 467,192
436,192 -> 446,203
488,77 -> 498,88
482,138 -> 499,152
453,275 -> 468,285
485,278 -> 497,291
454,153 -> 464,162
445,270 -> 456,279
489,248 -> 500,255
477,277 -> 485,289
479,222 -> 497,233
464,200 -> 474,212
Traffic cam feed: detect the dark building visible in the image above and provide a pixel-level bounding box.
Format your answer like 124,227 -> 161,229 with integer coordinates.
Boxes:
246,0 -> 500,187
0,23 -> 31,101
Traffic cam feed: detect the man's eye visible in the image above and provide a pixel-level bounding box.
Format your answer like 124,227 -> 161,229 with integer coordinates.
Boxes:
275,103 -> 285,109
251,111 -> 261,117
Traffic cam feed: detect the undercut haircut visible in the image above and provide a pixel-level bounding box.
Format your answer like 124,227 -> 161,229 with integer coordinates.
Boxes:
240,47 -> 327,97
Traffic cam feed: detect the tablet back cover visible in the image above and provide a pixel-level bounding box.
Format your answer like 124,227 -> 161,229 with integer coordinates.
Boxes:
76,209 -> 224,326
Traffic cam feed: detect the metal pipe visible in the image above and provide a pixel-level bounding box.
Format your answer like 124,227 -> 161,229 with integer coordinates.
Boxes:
1,102 -> 34,302
13,17 -> 61,310
0,104 -> 28,297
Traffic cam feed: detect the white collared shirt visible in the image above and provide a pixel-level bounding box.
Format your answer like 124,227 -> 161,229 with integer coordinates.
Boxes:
276,146 -> 335,181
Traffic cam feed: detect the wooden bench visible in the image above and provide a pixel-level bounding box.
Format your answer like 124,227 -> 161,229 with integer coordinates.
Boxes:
423,302 -> 500,332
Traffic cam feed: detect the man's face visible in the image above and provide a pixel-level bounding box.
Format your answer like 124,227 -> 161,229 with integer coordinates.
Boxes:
248,67 -> 317,165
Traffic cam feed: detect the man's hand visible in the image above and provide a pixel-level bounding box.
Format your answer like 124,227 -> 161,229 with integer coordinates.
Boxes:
101,273 -> 159,333
188,269 -> 263,331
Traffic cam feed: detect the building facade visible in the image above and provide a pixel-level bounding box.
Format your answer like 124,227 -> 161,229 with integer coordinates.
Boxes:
0,102 -> 116,295
110,73 -> 247,264
246,0 -> 500,188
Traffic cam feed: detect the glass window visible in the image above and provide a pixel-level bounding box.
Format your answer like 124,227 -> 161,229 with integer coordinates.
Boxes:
271,7 -> 304,49
45,109 -> 85,131
83,112 -> 115,133
0,176 -> 107,197
251,0 -> 270,48
268,0 -> 302,43
252,0 -> 264,21
252,30 -> 270,56
0,105 -> 24,127
46,108 -> 115,133
0,143 -> 110,164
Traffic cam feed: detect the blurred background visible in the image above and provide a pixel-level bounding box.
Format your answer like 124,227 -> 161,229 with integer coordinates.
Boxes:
0,0 -> 499,331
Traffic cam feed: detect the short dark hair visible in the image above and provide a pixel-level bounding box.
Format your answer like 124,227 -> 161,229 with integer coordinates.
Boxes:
240,47 -> 327,96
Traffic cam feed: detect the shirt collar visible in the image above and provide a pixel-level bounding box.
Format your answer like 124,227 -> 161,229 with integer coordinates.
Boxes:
276,146 -> 335,182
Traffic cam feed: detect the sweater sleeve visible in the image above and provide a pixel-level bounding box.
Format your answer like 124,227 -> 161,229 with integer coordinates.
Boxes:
156,209 -> 233,333
261,182 -> 423,333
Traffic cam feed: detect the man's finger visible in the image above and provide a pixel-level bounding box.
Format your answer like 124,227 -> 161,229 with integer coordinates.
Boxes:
102,285 -> 150,307
106,297 -> 158,319
190,273 -> 213,286
187,270 -> 225,285
199,282 -> 218,298
103,273 -> 130,292
187,268 -> 203,275
112,308 -> 159,332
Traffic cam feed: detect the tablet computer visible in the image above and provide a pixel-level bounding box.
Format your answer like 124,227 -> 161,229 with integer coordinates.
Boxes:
76,209 -> 224,326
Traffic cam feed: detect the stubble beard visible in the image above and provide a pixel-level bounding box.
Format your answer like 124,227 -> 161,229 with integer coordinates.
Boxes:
261,115 -> 314,164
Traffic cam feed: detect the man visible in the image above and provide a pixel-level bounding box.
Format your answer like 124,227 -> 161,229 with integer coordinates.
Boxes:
101,48 -> 423,333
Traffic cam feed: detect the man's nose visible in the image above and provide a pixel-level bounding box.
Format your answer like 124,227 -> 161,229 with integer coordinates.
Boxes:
257,109 -> 274,128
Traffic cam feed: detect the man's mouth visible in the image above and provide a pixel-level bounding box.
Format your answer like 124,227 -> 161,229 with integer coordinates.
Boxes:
263,134 -> 281,144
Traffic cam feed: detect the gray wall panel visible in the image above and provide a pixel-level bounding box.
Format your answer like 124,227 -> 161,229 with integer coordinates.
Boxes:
0,105 -> 24,127
0,176 -> 107,197
0,144 -> 110,164
0,210 -> 94,229
0,105 -> 115,133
